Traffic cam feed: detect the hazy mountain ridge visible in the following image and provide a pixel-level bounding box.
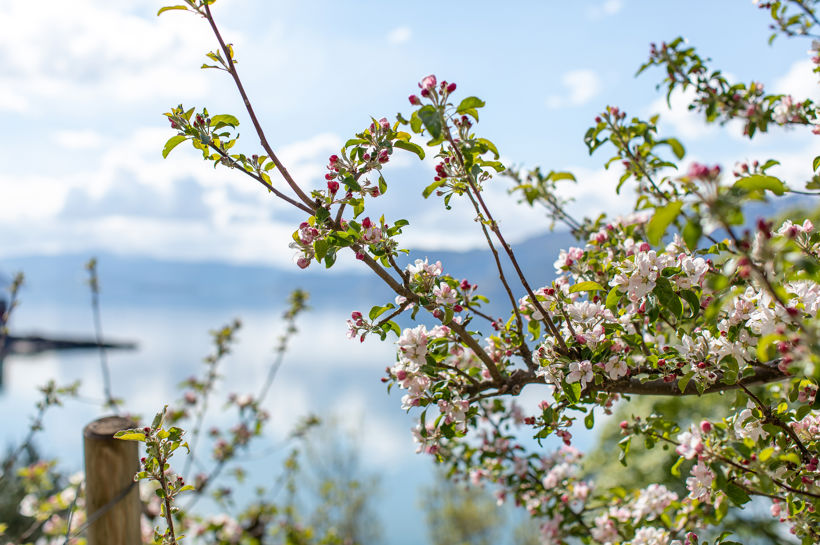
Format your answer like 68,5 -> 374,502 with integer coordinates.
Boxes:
1,230 -> 575,314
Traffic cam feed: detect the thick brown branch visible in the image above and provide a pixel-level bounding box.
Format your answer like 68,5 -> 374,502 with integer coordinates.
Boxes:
464,362 -> 788,399
598,364 -> 787,396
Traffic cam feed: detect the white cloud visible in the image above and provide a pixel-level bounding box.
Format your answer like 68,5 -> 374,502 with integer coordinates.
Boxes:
52,129 -> 104,150
646,87 -> 733,141
0,0 -> 226,115
586,0 -> 623,19
774,59 -> 820,101
0,84 -> 29,113
0,124 -> 343,266
546,69 -> 602,109
387,26 -> 412,45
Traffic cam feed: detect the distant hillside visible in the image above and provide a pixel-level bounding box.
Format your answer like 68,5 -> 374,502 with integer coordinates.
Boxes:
1,230 -> 576,315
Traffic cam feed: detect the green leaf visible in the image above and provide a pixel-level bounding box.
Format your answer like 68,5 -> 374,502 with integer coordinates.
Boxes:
569,281 -> 606,294
757,333 -> 785,362
813,155 -> 820,172
566,381 -> 581,403
344,138 -> 367,148
393,140 -> 425,160
670,456 -> 684,477
152,407 -> 166,430
780,451 -> 801,465
456,96 -> 486,121
761,159 -> 780,171
314,207 -> 330,224
162,135 -> 187,158
157,5 -> 189,15
647,200 -> 683,246
653,277 -> 682,318
422,179 -> 446,199
409,111 -> 423,133
682,217 -> 702,251
679,289 -> 700,318
618,436 -> 631,466
584,411 -> 594,429
733,174 -> 786,196
324,249 -> 337,268
368,304 -> 395,320
114,431 -> 146,442
724,483 -> 751,506
314,239 -> 328,261
605,287 -> 621,312
550,171 -> 576,182
476,138 -> 499,159
664,137 -> 685,160
678,371 -> 695,394
417,105 -> 442,140
210,114 -> 240,129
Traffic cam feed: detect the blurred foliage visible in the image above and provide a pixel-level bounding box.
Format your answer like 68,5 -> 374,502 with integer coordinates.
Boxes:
421,471 -> 504,545
586,394 -> 790,545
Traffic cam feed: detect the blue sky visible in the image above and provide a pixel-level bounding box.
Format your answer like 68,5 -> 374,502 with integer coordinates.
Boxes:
1,0 -> 817,267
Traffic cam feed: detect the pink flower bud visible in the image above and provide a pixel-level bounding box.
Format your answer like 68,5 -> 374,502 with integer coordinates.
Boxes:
296,256 -> 310,269
700,420 -> 712,433
420,74 -> 437,91
446,82 -> 456,93
409,94 -> 421,105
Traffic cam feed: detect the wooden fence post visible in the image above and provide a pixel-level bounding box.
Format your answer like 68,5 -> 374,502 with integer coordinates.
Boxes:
83,415 -> 142,545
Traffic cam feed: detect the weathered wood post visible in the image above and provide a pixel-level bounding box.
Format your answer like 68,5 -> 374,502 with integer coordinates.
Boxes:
83,416 -> 142,545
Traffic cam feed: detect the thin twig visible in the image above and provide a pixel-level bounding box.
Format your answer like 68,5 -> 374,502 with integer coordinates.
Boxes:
86,259 -> 117,411
738,383 -> 812,463
203,3 -> 315,211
